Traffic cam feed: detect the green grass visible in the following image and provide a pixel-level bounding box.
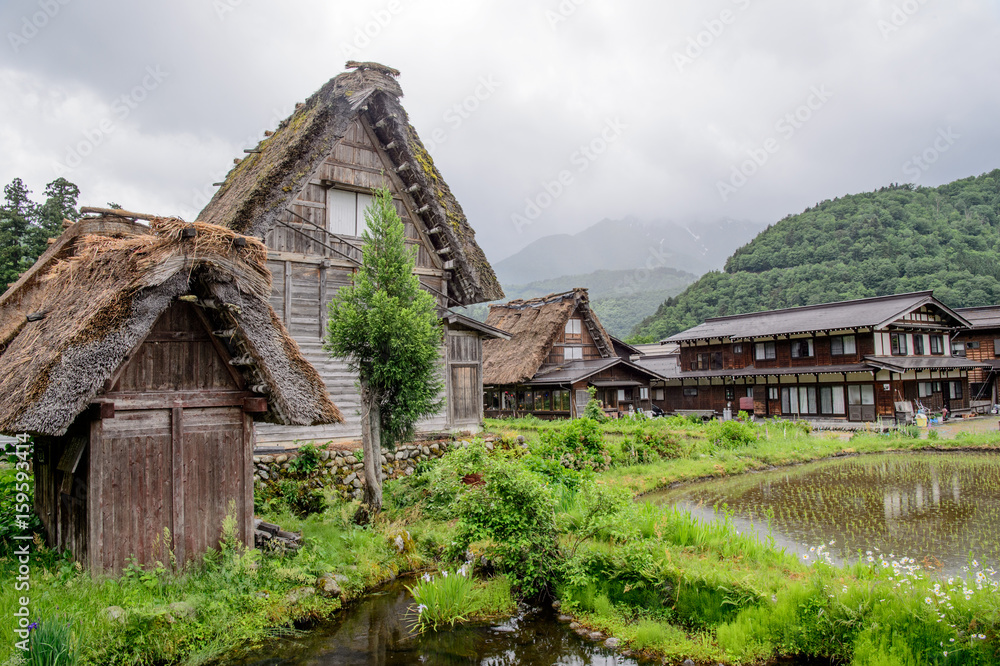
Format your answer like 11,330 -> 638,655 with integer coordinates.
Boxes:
3,418 -> 1000,665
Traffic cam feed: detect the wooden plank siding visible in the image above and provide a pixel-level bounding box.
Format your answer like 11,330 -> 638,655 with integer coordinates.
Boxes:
253,116 -> 485,446
77,302 -> 254,574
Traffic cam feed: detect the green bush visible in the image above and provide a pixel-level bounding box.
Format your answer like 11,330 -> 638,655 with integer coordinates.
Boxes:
706,419 -> 758,449
537,418 -> 611,472
287,443 -> 322,476
254,477 -> 327,517
1,465 -> 42,554
385,440 -> 492,519
456,459 -> 559,597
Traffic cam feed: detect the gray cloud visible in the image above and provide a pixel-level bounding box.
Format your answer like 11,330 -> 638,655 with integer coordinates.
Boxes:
1,0 -> 998,261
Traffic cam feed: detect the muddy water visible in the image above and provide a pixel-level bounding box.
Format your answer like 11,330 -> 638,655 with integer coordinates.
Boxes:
232,581 -> 643,666
647,452 -> 1000,574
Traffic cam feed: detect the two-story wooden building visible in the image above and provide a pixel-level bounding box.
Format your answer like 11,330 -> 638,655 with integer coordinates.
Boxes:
197,62 -> 506,445
482,289 -> 662,419
954,305 -> 1000,407
652,292 -> 991,422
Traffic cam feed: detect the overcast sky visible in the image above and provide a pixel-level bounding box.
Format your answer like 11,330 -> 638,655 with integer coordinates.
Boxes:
1,0 -> 998,262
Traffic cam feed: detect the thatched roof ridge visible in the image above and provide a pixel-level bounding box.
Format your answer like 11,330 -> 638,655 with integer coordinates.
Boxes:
482,288 -> 613,385
197,61 -> 503,306
0,215 -> 342,436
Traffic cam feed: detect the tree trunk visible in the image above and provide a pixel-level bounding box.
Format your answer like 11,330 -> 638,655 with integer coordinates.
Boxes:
360,381 -> 383,513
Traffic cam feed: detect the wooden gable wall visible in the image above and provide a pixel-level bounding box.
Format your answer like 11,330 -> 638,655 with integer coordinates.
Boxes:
253,116 -> 478,445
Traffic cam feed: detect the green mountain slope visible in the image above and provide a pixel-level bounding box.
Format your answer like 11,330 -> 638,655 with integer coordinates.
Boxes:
456,266 -> 697,338
630,170 -> 1000,342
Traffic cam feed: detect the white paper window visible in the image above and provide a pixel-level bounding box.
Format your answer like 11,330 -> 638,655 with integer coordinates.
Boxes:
640,387 -> 649,400
326,188 -> 377,237
654,388 -> 664,401
356,192 -> 374,237
564,346 -> 583,361
565,319 -> 582,335
617,389 -> 626,402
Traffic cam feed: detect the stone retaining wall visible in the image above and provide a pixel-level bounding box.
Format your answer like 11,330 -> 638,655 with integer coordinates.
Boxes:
253,436 -> 498,500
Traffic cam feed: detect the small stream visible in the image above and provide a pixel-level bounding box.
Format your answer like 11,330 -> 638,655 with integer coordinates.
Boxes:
232,581 -> 644,665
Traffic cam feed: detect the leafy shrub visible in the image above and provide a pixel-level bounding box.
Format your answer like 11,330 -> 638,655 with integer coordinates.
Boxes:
706,419 -> 758,449
456,459 -> 558,597
287,443 -> 322,476
582,386 -> 608,422
255,478 -> 327,517
614,430 -> 686,466
384,440 -> 492,519
1,465 -> 42,553
537,418 -> 611,472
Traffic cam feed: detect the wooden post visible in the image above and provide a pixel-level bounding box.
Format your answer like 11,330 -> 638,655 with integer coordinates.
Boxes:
283,261 -> 292,327
171,404 -> 185,566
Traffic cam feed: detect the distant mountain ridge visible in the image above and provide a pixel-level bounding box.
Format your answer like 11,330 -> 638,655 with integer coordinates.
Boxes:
493,217 -> 764,285
631,170 -> 1000,342
457,266 -> 697,339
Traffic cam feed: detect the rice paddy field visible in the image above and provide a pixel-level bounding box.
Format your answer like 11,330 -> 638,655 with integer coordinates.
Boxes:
647,452 -> 1000,576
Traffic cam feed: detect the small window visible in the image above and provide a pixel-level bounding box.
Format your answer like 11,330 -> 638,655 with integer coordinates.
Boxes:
565,319 -> 582,335
326,188 -> 374,237
967,341 -> 981,350
639,387 -> 649,400
733,343 -> 743,354
564,346 -> 583,361
951,340 -> 966,357
949,382 -> 963,400
617,389 -> 627,402
768,387 -> 779,400
993,339 -> 1000,356
918,382 -> 934,398
913,335 -> 925,355
790,339 -> 814,359
654,388 -> 664,401
830,335 -> 857,356
725,386 -> 735,401
683,387 -> 698,397
890,333 -> 908,356
930,335 -> 944,355
755,342 -> 776,360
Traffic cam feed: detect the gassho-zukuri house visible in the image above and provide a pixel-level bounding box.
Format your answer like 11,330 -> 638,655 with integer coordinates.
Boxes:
196,61 -> 507,446
643,291 -> 993,422
482,288 -> 662,419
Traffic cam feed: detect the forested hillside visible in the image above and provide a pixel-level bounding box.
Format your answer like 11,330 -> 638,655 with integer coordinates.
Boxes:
0,177 -> 80,288
631,170 -> 1000,342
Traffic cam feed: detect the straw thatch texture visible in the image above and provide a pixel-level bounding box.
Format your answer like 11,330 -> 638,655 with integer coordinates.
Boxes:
0,215 -> 341,436
196,61 -> 502,306
482,289 -> 612,385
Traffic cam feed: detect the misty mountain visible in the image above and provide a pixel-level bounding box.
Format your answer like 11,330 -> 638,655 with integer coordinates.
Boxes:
492,217 -> 764,285
457,266 -> 697,339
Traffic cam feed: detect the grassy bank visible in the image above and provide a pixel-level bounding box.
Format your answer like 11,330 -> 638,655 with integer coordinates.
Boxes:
2,415 -> 999,665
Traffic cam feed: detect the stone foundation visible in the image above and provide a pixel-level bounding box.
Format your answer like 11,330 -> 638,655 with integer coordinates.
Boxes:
252,435 -> 499,500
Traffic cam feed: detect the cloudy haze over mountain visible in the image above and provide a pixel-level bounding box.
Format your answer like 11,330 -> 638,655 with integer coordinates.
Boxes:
1,1 -> 998,262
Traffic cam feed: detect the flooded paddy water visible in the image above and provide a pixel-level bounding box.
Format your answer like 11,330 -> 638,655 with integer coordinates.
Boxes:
647,452 -> 1000,575
231,580 -> 642,665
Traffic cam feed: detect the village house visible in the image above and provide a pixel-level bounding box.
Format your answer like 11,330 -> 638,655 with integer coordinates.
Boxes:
647,291 -> 991,422
482,289 -> 662,419
953,305 -> 1000,408
0,211 -> 341,573
196,62 -> 506,446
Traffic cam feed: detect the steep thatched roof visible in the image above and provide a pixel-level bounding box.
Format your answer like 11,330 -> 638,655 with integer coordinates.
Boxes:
0,213 -> 342,436
197,61 -> 503,306
482,288 -> 614,385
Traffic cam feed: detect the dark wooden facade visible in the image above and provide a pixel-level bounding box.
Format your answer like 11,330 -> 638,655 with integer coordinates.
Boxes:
33,302 -> 257,574
647,293 -> 984,422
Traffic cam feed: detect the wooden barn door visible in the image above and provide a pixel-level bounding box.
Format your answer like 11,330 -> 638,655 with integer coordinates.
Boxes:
90,302 -> 254,574
447,330 -> 483,427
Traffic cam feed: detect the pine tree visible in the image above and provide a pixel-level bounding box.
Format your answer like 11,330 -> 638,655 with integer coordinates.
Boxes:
324,186 -> 443,516
26,178 -> 80,261
0,179 -> 35,288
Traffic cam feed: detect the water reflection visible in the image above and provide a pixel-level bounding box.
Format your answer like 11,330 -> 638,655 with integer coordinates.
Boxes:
647,452 -> 1000,575
232,582 -> 638,666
